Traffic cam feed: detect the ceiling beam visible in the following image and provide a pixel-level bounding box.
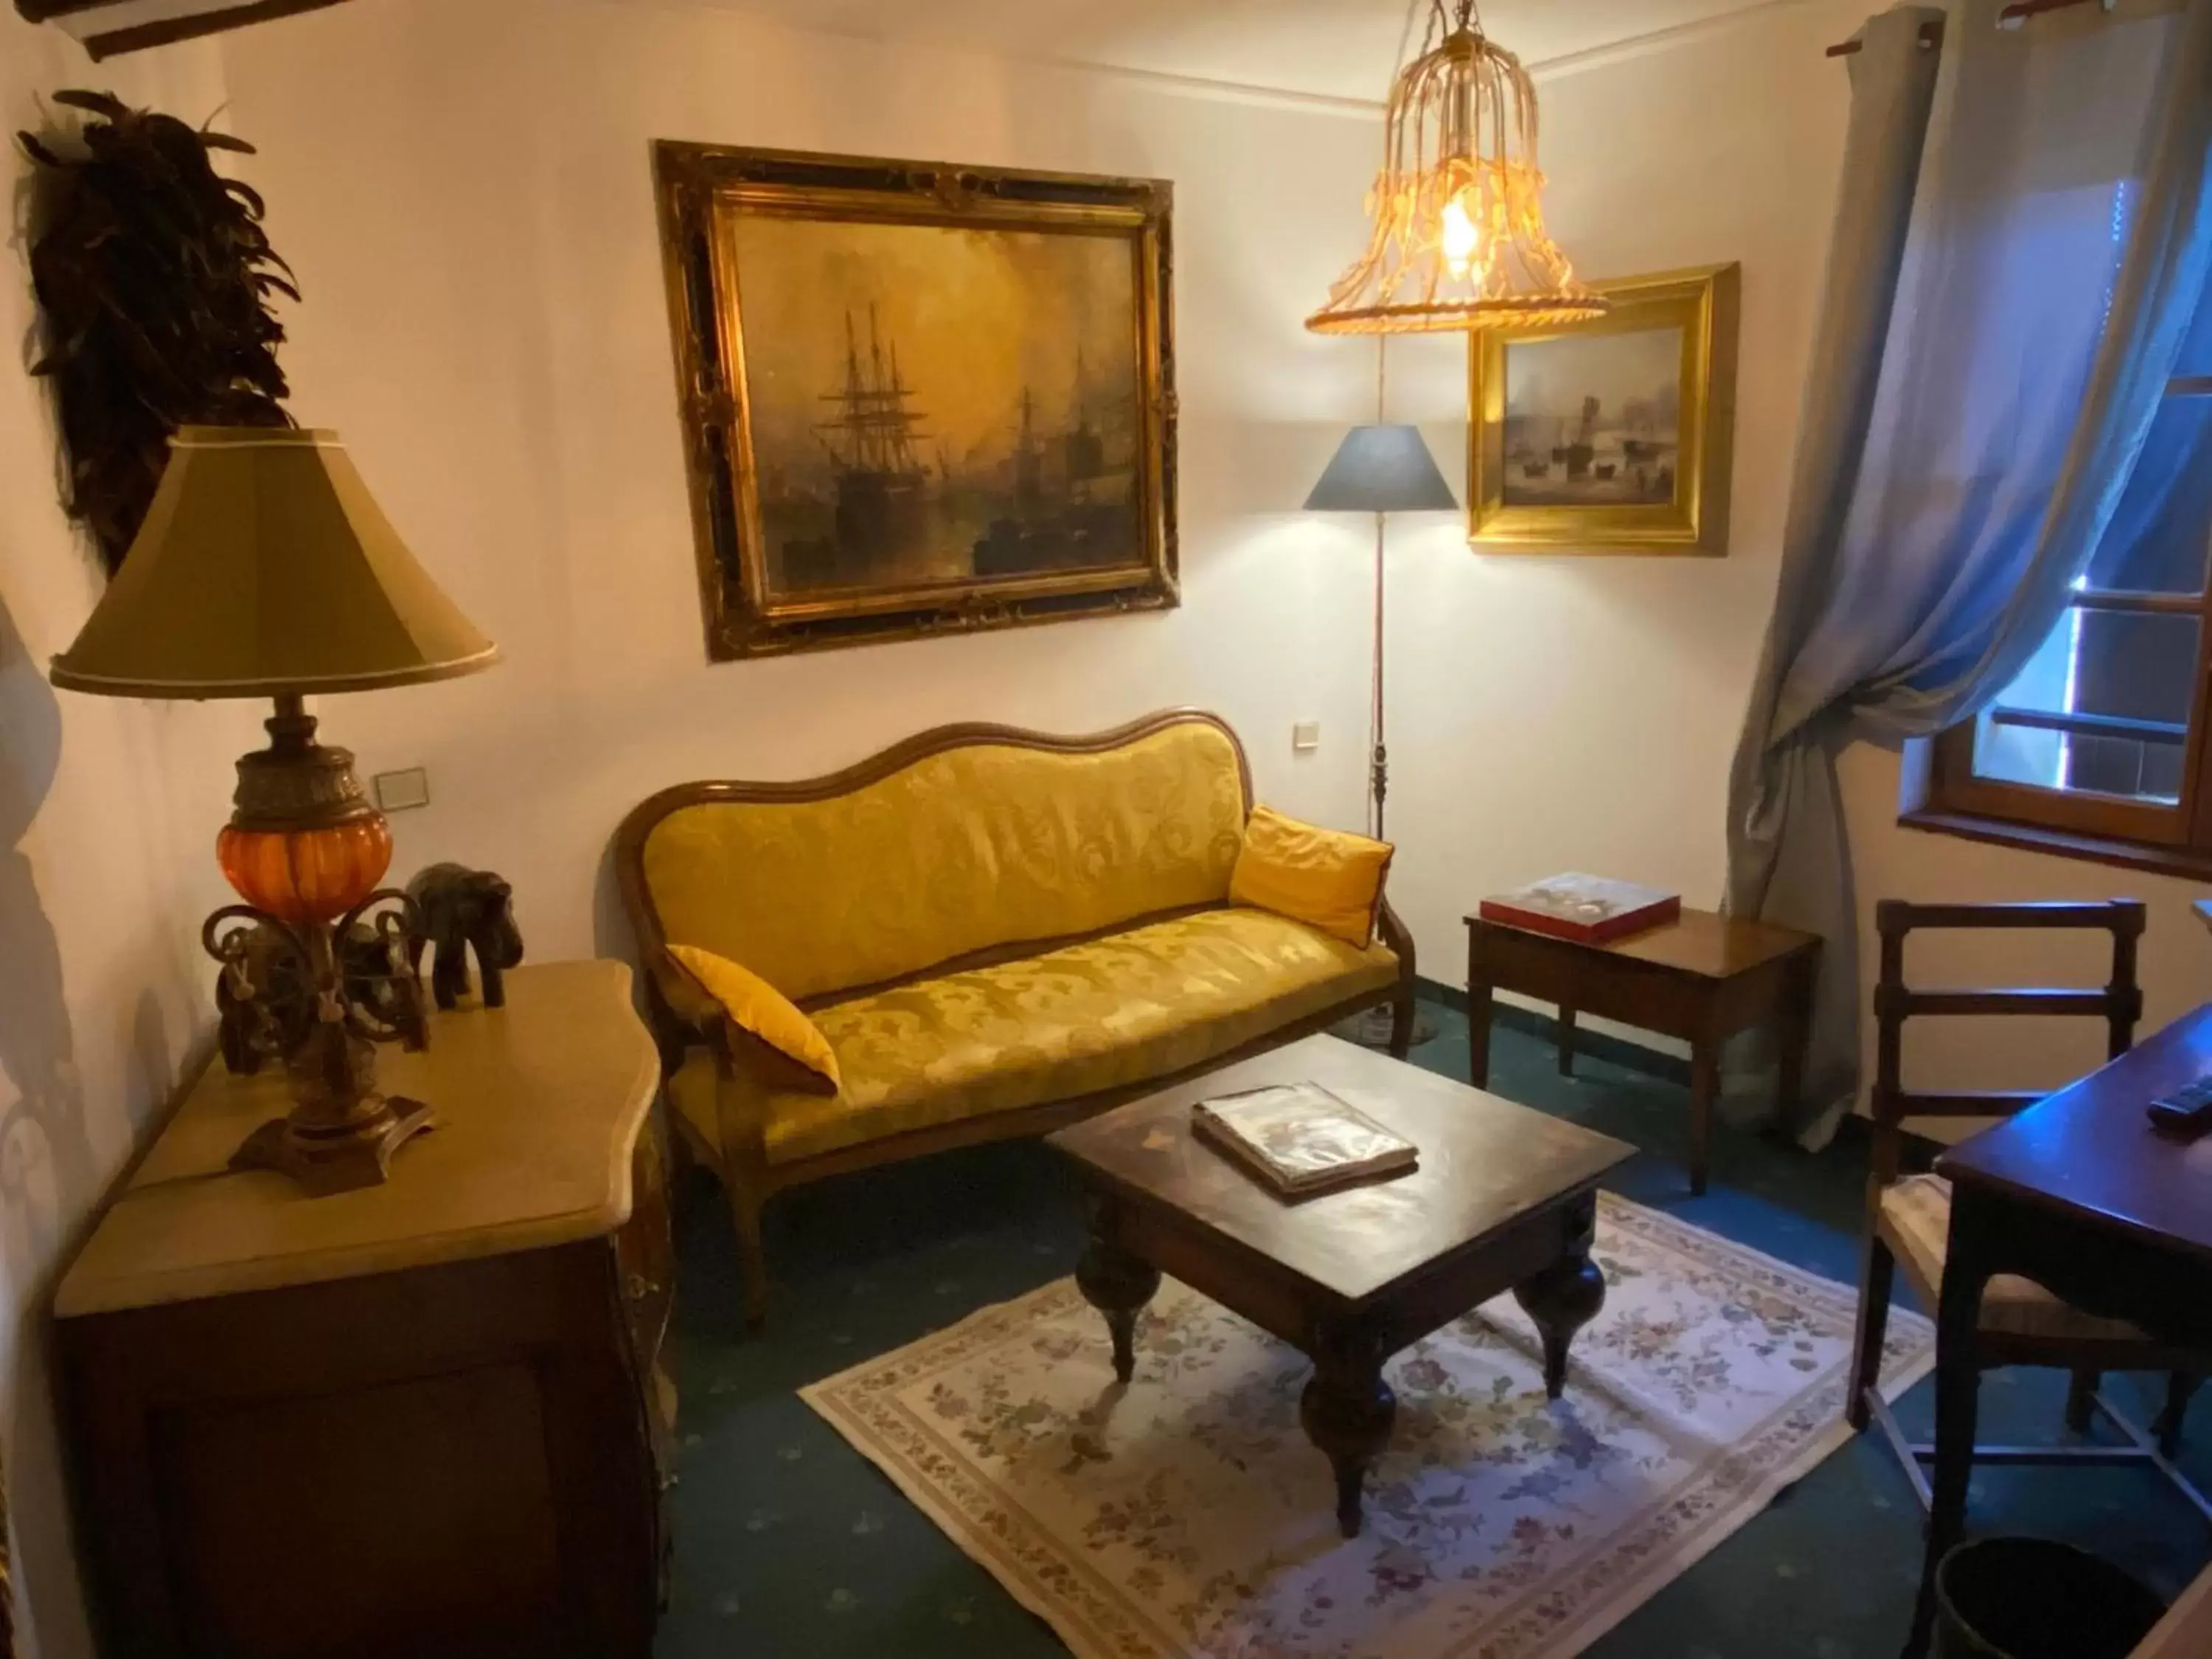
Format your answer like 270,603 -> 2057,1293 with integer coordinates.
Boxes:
14,0 -> 351,60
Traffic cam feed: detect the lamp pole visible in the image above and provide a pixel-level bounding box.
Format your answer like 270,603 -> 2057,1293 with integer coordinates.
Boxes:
1371,504 -> 1389,841
1370,338 -> 1390,841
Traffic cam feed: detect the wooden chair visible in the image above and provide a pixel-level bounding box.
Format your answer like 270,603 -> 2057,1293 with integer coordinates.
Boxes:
1846,899 -> 2208,1517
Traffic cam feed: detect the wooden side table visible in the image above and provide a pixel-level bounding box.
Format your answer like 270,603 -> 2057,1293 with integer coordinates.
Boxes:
55,961 -> 673,1659
1464,907 -> 1820,1194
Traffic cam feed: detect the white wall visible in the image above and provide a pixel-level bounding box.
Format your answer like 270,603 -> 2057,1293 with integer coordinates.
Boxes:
218,0 -> 1885,980
3,0 -> 2185,1644
1353,0 -> 1870,1011
218,0 -> 1401,970
0,23 -> 259,1658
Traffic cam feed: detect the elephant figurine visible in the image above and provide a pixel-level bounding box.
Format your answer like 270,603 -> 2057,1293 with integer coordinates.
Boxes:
406,863 -> 524,1011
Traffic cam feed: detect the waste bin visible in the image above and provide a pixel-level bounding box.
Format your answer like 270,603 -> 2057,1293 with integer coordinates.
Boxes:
1934,1538 -> 2168,1659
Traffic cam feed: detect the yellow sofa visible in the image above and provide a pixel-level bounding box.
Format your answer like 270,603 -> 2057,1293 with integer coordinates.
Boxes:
614,709 -> 1416,1319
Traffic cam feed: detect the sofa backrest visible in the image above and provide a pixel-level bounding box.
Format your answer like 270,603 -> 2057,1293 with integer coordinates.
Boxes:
620,711 -> 1251,1004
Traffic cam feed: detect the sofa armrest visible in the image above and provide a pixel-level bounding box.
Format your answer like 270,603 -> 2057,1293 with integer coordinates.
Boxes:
648,949 -> 723,1039
1378,895 -> 1418,984
650,947 -> 835,1174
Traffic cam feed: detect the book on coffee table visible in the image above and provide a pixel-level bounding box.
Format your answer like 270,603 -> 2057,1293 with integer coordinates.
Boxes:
1479,873 -> 1681,945
1192,1082 -> 1417,1197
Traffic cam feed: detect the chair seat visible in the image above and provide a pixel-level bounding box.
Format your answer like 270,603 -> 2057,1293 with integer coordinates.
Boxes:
1879,1174 -> 2149,1343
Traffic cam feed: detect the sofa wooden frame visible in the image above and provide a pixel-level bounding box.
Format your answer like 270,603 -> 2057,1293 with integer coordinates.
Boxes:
614,707 -> 1419,1321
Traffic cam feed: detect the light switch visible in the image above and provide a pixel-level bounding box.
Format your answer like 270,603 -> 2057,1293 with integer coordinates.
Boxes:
1292,721 -> 1321,753
372,767 -> 431,812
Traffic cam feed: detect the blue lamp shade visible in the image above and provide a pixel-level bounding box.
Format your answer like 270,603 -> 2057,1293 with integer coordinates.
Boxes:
1302,424 -> 1460,513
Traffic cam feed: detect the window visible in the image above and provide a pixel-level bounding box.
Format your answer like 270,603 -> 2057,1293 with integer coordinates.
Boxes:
1922,372 -> 2212,869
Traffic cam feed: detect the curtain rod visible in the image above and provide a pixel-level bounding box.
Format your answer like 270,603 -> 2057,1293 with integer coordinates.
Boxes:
1827,0 -> 2115,58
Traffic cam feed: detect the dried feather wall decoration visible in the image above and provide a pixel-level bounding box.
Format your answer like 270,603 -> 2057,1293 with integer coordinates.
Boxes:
18,90 -> 296,573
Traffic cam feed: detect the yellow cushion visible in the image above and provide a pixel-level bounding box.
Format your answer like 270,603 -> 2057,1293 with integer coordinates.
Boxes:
641,721 -> 1248,1003
665,906 -> 1399,1166
667,944 -> 841,1093
1227,804 -> 1393,948
1877,1174 -> 2148,1343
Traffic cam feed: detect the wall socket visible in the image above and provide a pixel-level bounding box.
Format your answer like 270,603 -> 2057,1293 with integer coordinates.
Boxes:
372,767 -> 431,812
1291,721 -> 1321,753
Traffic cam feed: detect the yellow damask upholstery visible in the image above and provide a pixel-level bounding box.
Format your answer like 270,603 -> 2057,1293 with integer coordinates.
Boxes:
1878,1173 -> 2147,1343
641,723 -> 1248,1003
1228,803 -> 1394,948
664,906 -> 1399,1165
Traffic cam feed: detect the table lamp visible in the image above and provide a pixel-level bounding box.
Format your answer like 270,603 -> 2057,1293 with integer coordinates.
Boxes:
50,426 -> 498,1194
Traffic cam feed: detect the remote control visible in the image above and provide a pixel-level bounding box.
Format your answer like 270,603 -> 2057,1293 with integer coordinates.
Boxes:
2146,1074 -> 2212,1138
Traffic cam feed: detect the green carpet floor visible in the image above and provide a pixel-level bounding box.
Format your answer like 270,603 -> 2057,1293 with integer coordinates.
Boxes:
653,1000 -> 2212,1657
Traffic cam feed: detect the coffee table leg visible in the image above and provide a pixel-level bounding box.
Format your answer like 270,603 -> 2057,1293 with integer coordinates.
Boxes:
1512,1194 -> 1606,1400
1298,1327 -> 1395,1539
1076,1209 -> 1159,1385
1558,1005 -> 1577,1077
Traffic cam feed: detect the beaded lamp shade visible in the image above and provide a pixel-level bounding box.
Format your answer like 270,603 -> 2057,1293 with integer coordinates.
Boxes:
1307,0 -> 1606,336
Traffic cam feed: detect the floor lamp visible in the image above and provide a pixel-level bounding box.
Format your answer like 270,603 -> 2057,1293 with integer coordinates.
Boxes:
1304,412 -> 1459,1046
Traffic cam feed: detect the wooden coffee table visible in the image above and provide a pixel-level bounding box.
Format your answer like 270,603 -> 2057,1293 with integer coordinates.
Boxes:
1047,1034 -> 1633,1537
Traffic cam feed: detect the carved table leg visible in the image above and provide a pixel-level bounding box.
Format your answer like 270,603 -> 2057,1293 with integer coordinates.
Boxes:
1075,1203 -> 1159,1385
1512,1194 -> 1606,1400
1298,1325 -> 1396,1539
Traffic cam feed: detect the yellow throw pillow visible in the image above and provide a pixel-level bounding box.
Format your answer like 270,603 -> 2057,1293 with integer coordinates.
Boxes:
666,943 -> 841,1095
1228,804 -> 1394,948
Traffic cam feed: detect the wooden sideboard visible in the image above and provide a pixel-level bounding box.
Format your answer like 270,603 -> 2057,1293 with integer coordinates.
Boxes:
55,961 -> 673,1659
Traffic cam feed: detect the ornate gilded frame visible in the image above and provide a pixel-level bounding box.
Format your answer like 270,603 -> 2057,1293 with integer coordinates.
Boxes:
653,143 -> 1180,659
1467,262 -> 1739,556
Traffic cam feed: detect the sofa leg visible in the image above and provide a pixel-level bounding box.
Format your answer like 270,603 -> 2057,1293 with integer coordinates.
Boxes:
728,1186 -> 771,1329
1388,992 -> 1414,1060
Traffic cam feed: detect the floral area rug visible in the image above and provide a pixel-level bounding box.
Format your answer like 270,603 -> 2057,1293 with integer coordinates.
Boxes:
801,1194 -> 1932,1659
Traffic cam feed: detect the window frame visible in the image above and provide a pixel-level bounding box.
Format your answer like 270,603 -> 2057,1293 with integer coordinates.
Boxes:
1919,376 -> 2212,868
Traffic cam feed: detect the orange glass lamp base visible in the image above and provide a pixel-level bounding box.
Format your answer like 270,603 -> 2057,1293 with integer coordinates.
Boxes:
212,697 -> 436,1196
218,814 -> 394,925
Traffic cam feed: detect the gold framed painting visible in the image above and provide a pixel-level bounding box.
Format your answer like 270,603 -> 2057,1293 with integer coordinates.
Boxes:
653,143 -> 1179,659
1467,262 -> 1739,556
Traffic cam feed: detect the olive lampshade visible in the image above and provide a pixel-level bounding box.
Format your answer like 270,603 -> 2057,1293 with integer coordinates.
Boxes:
49,426 -> 497,699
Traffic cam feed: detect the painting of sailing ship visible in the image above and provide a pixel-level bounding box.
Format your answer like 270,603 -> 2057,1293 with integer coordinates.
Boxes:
656,144 -> 1176,658
729,215 -> 1147,599
1500,326 -> 1683,507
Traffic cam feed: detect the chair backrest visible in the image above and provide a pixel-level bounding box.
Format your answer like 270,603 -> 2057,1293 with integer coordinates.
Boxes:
1868,900 -> 2145,1194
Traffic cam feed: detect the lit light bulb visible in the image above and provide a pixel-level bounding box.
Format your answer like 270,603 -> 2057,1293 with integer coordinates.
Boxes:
1441,194 -> 1481,280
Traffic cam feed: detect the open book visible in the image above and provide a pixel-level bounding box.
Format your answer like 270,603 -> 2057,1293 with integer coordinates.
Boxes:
1192,1082 -> 1417,1198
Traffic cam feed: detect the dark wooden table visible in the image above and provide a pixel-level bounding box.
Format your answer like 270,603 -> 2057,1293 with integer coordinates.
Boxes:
1465,906 -> 1820,1194
1908,1004 -> 2212,1657
1048,1033 -> 1633,1537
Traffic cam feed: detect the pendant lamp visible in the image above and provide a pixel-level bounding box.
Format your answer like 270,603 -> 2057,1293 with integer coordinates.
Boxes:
1308,0 -> 1605,335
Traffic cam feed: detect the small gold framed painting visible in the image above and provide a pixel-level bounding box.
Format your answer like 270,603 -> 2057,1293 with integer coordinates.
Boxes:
1467,262 -> 1739,555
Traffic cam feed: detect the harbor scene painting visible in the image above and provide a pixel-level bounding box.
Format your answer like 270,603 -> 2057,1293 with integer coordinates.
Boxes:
1467,263 -> 1736,554
1500,324 -> 1683,507
728,214 -> 1144,599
